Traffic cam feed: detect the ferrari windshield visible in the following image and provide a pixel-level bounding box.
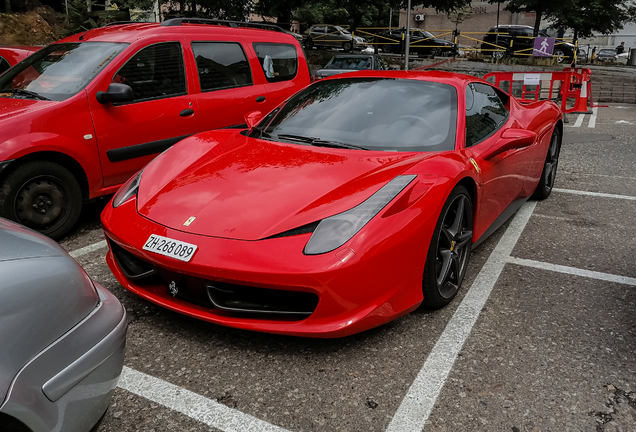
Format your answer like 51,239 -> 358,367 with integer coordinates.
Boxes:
0,42 -> 127,102
262,78 -> 457,152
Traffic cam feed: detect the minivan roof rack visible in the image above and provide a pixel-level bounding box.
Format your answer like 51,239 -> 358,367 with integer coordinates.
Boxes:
161,18 -> 285,33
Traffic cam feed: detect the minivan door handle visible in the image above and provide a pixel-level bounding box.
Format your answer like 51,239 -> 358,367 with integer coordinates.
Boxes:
255,96 -> 266,103
179,109 -> 194,117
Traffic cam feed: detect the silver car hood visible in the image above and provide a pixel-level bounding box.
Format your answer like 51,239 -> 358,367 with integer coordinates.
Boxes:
0,218 -> 99,406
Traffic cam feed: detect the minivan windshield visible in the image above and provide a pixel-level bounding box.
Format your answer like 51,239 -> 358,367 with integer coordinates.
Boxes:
0,42 -> 128,102
260,77 -> 458,152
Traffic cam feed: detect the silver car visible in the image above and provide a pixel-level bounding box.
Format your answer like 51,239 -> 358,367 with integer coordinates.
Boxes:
305,25 -> 366,51
0,218 -> 127,432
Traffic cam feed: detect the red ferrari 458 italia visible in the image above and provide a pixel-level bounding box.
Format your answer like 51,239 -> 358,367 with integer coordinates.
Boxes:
102,71 -> 562,338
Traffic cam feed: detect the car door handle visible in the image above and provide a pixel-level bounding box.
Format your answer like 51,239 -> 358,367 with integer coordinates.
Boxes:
179,109 -> 194,117
255,96 -> 266,103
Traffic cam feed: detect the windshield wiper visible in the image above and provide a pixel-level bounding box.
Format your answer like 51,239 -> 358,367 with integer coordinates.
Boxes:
277,134 -> 367,150
1,88 -> 51,101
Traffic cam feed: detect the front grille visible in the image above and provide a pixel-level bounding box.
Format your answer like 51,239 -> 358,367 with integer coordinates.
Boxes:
108,238 -> 318,319
207,282 -> 318,316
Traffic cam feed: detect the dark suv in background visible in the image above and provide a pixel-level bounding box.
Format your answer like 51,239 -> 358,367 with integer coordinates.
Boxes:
377,29 -> 458,57
481,25 -> 575,63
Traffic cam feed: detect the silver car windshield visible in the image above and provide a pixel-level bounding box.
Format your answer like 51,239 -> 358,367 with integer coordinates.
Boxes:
263,78 -> 458,152
0,42 -> 128,102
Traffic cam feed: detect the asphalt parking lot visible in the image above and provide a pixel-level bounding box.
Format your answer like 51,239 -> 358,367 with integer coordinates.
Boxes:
58,103 -> 636,432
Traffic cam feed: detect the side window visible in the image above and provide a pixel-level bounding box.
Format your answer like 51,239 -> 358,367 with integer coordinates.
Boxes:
465,83 -> 509,147
192,42 -> 252,92
378,57 -> 388,70
114,42 -> 185,102
253,43 -> 298,83
522,28 -> 534,37
0,56 -> 10,74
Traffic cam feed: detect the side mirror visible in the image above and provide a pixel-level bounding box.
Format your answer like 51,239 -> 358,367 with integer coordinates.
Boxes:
482,128 -> 536,160
96,83 -> 134,105
244,111 -> 263,130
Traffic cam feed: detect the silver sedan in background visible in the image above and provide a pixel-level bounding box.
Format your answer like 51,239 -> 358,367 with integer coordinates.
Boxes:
0,218 -> 127,432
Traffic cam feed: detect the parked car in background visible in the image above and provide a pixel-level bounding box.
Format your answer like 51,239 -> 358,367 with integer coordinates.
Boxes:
0,217 -> 126,432
314,54 -> 389,79
0,18 -> 311,240
481,25 -> 575,63
0,45 -> 40,74
376,29 -> 458,57
305,25 -> 366,51
595,48 -> 618,62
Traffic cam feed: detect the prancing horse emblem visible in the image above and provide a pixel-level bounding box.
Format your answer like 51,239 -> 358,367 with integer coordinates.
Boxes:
169,281 -> 178,297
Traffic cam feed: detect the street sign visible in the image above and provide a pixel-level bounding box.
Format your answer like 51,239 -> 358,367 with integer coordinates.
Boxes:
533,37 -> 555,57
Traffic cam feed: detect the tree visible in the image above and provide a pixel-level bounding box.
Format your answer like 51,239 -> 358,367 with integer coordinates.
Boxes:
496,0 -> 555,36
546,0 -> 636,39
446,4 -> 471,33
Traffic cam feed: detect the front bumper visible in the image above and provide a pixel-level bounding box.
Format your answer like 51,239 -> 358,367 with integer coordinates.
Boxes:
101,198 -> 435,338
0,284 -> 127,432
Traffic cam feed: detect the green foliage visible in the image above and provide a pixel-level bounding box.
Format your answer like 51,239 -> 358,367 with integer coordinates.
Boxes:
446,5 -> 471,29
546,0 -> 636,37
66,0 -> 99,35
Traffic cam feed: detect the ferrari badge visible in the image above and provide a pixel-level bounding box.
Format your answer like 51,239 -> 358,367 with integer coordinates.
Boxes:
469,158 -> 481,173
183,216 -> 197,226
169,281 -> 179,297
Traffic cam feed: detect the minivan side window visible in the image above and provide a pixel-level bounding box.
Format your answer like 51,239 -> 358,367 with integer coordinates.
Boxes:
192,42 -> 253,92
465,83 -> 509,147
114,42 -> 186,102
253,43 -> 298,83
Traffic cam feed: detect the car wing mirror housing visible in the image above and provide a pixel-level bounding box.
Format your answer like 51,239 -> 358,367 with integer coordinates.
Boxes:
245,110 -> 263,131
96,83 -> 134,105
482,128 -> 536,160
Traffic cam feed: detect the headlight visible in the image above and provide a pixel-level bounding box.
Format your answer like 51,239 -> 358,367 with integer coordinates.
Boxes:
304,175 -> 416,255
112,170 -> 143,208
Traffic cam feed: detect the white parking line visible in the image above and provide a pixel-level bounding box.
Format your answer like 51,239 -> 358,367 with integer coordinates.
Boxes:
567,107 -> 598,128
386,202 -> 537,432
508,257 -> 636,286
553,188 -> 636,201
588,107 -> 598,128
119,367 -> 292,432
573,113 -> 585,127
69,240 -> 107,258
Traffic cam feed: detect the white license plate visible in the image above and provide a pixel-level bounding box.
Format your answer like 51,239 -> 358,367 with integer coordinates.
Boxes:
142,234 -> 198,262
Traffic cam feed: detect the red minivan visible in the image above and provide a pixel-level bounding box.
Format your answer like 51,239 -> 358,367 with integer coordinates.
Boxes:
0,19 -> 311,239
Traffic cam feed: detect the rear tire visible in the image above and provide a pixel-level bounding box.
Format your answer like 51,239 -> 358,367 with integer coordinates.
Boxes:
0,160 -> 82,239
422,185 -> 473,309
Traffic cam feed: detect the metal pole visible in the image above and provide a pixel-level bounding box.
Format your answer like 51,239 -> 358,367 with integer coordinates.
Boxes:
405,0 -> 411,70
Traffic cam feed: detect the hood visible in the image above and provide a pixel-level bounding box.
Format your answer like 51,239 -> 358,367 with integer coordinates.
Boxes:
0,97 -> 56,122
137,130 -> 434,240
0,217 -> 66,261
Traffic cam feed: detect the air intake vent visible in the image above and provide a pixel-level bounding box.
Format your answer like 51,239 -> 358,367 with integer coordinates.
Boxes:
265,221 -> 320,239
109,239 -> 156,280
207,282 -> 318,316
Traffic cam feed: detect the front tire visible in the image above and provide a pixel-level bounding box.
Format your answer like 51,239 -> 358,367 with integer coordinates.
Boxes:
0,160 -> 82,239
532,128 -> 561,200
343,41 -> 353,52
422,185 -> 473,309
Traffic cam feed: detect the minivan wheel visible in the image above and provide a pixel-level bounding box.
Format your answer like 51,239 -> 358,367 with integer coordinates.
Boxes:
0,161 -> 82,239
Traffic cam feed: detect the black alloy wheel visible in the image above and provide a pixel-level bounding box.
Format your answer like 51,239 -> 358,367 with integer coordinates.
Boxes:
422,185 -> 473,308
343,41 -> 353,52
0,160 -> 82,239
532,128 -> 561,200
